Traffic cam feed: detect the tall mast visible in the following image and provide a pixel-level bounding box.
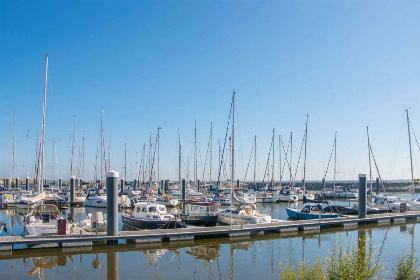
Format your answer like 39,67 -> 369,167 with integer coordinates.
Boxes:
157,127 -> 160,183
54,138 -> 57,182
271,128 -> 275,187
142,143 -> 146,186
11,110 -> 16,180
333,131 -> 337,191
71,114 -> 76,176
210,122 -> 213,185
367,126 -> 373,192
303,115 -> 308,192
231,92 -> 235,200
290,132 -> 293,185
194,121 -> 198,188
279,135 -> 282,187
38,54 -> 48,193
124,137 -> 127,180
230,92 -> 235,228
149,132 -> 152,194
100,108 -> 104,183
82,134 -> 85,180
254,135 -> 257,187
178,129 -> 182,185
406,109 -> 415,199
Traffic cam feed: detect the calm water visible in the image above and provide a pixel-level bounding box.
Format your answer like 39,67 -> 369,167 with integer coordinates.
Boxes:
0,194 -> 419,279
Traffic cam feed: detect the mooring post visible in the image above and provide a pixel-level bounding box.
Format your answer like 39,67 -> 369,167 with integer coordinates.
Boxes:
15,177 -> 19,188
80,178 -> 83,188
58,178 -> 62,191
164,179 -> 169,193
358,174 -> 367,218
6,178 -> 11,190
70,176 -> 76,203
120,178 -> 124,195
375,177 -> 380,195
25,177 -> 29,191
107,170 -> 119,244
98,179 -> 102,189
237,179 -> 240,189
134,179 -> 138,191
182,178 -> 186,201
197,180 -> 201,193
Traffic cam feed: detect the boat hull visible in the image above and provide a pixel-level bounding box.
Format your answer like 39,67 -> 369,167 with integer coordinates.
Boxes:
24,224 -> 58,235
180,215 -> 218,227
286,208 -> 342,220
218,212 -> 272,225
121,214 -> 184,230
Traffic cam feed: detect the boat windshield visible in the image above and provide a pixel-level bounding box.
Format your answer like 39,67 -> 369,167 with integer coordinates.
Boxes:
148,206 -> 157,213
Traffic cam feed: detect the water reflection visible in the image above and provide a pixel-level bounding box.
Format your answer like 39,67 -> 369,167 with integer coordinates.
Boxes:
0,203 -> 419,279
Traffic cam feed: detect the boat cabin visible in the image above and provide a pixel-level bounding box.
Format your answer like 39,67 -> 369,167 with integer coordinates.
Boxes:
300,203 -> 329,213
373,196 -> 399,205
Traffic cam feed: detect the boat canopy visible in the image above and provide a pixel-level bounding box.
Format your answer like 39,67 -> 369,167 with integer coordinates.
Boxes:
32,204 -> 61,216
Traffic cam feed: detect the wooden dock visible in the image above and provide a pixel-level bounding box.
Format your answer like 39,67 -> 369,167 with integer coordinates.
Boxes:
1,211 -> 419,251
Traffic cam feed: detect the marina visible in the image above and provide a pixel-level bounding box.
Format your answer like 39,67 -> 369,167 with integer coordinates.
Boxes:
2,1 -> 420,279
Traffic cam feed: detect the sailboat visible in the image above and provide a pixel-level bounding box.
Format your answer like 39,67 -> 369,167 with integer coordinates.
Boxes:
217,92 -> 272,225
400,109 -> 420,210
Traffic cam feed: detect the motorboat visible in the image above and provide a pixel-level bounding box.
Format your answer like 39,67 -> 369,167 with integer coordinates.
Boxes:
121,202 -> 184,230
156,194 -> 179,207
24,204 -> 69,235
370,195 -> 402,212
78,212 -> 107,232
213,193 -> 231,205
84,189 -> 107,208
286,203 -> 343,220
254,191 -> 278,203
180,201 -> 220,226
15,192 -> 46,209
218,204 -> 272,225
233,191 -> 256,204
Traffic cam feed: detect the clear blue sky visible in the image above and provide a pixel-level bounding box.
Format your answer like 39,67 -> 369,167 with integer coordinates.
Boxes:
1,0 -> 419,182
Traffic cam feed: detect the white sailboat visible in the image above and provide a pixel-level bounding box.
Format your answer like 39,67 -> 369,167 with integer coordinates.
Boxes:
217,92 -> 272,225
24,204 -> 68,235
401,109 -> 420,210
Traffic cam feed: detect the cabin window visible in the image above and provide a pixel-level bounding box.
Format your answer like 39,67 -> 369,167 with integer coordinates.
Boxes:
159,206 -> 165,212
149,207 -> 156,212
137,207 -> 141,213
141,207 -> 147,212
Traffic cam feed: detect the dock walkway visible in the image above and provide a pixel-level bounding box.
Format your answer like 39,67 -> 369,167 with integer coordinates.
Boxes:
1,211 -> 419,251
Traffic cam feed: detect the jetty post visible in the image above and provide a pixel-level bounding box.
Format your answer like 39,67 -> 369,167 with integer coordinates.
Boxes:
98,179 -> 101,188
375,177 -> 380,195
70,176 -> 76,203
134,179 -> 138,191
5,178 -> 10,189
15,177 -> 19,188
107,170 -> 119,244
25,177 -> 29,191
120,179 -> 124,195
182,178 -> 186,201
58,178 -> 62,191
164,179 -> 169,193
237,179 -> 240,189
358,174 -> 367,218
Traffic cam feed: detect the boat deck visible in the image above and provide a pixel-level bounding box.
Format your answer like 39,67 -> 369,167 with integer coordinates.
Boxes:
0,211 -> 419,251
